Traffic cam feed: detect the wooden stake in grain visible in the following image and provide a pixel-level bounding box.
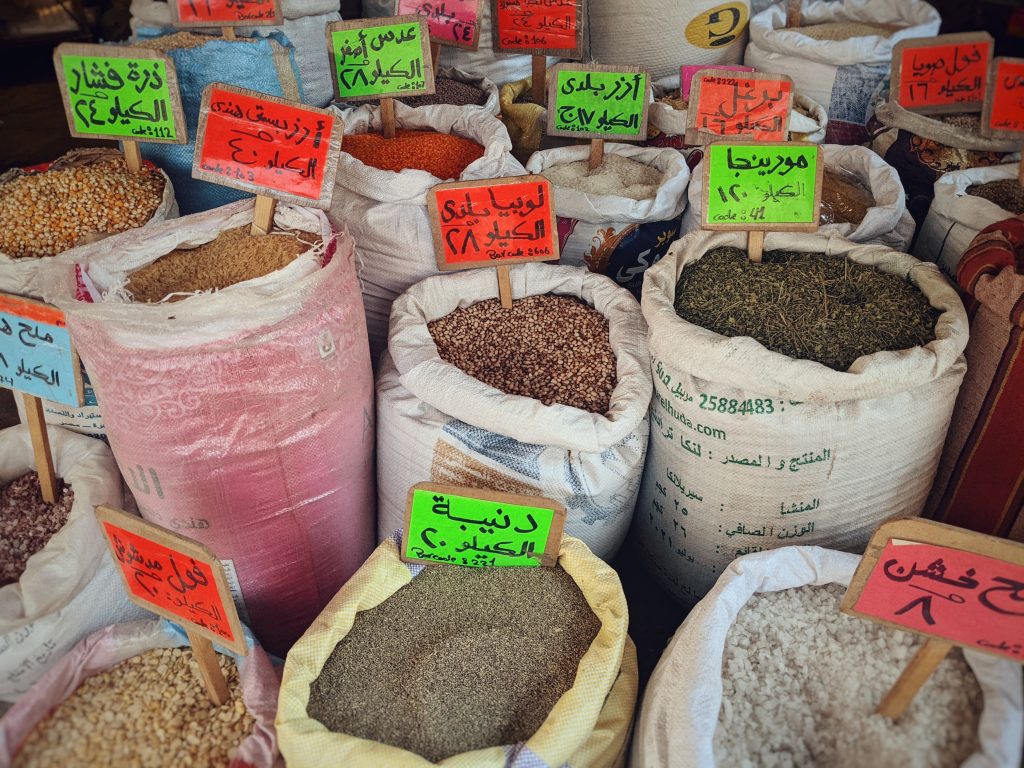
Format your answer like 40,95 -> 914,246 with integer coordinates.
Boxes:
22,394 -> 58,504
588,139 -> 604,172
380,97 -> 397,139
532,55 -> 547,106
250,195 -> 277,235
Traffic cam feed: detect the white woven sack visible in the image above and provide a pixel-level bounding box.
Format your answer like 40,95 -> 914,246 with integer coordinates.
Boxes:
377,263 -> 653,559
649,92 -> 827,145
913,164 -> 1022,279
327,103 -> 525,363
0,425 -> 146,701
635,230 -> 968,605
682,144 -> 914,249
632,546 -> 1024,768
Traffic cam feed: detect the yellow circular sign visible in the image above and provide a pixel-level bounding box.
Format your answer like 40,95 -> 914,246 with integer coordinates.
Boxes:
685,2 -> 748,49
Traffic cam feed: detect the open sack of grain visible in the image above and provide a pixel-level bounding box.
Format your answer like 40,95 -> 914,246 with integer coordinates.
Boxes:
0,619 -> 281,767
327,102 -> 525,363
0,425 -> 145,701
277,534 -> 637,768
682,144 -> 915,250
40,199 -> 375,658
377,263 -> 652,560
632,230 -> 968,605
632,546 -> 1023,768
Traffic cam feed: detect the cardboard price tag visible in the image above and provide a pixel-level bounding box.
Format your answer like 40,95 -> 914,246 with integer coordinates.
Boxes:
680,64 -> 752,101
53,44 -> 186,144
402,483 -> 566,568
891,33 -> 993,115
397,0 -> 479,49
981,57 -> 1024,139
170,0 -> 281,27
326,17 -> 435,101
686,70 -> 793,144
491,0 -> 584,58
0,293 -> 83,409
192,84 -> 342,208
546,63 -> 650,141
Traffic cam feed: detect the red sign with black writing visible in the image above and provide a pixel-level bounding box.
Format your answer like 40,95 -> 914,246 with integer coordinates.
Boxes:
988,58 -> 1024,136
492,0 -> 581,57
690,72 -> 792,142
172,0 -> 280,26
894,35 -> 992,111
397,0 -> 479,49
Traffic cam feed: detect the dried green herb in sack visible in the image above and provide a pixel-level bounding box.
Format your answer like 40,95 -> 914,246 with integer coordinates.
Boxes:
966,179 -> 1024,214
819,167 -> 875,226
674,247 -> 940,371
307,564 -> 600,762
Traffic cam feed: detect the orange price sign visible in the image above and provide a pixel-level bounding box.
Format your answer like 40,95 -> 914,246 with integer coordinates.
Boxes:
982,57 -> 1024,139
891,33 -> 993,115
686,69 -> 792,144
170,0 -> 281,26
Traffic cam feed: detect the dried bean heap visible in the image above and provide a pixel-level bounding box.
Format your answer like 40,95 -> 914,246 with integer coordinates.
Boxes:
429,295 -> 617,414
966,179 -> 1024,214
819,167 -> 875,226
0,159 -> 164,258
343,129 -> 484,179
1,472 -> 74,587
390,77 -> 488,108
13,648 -> 254,768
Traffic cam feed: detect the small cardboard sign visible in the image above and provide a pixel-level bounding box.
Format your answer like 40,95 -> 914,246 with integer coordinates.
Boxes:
95,505 -> 247,656
170,0 -> 281,27
54,43 -> 187,144
192,84 -> 342,208
680,63 -> 753,101
685,69 -> 793,144
326,17 -> 435,102
546,63 -> 650,141
891,32 -> 993,115
396,0 -> 480,49
702,141 -> 822,230
0,293 -> 83,408
841,518 -> 1024,663
427,175 -> 558,270
491,0 -> 585,58
981,57 -> 1024,139
402,483 -> 566,568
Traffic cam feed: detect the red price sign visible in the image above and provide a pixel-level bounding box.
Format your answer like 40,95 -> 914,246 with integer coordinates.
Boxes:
892,33 -> 993,114
427,175 -> 559,270
491,0 -> 584,58
192,84 -> 342,209
397,0 -> 480,49
686,70 -> 792,144
982,57 -> 1024,139
170,0 -> 281,27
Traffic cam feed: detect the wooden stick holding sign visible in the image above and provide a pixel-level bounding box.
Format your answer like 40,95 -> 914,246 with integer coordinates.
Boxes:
396,0 -> 480,72
841,518 -> 1024,719
94,505 -> 249,705
786,0 -> 801,28
168,0 -> 281,41
979,57 -> 1024,185
0,293 -> 85,504
890,32 -> 993,117
685,69 -> 793,145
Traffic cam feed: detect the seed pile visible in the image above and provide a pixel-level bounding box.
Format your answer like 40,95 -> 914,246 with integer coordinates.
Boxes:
343,129 -> 484,178
543,154 -> 663,200
125,225 -> 317,302
714,584 -> 983,767
0,472 -> 74,587
793,21 -> 899,40
820,167 -> 875,225
308,565 -> 600,762
967,179 -> 1024,214
134,31 -> 243,51
13,648 -> 254,768
939,113 -> 983,132
393,77 -> 487,108
429,295 -> 617,413
674,247 -> 940,371
0,159 -> 164,258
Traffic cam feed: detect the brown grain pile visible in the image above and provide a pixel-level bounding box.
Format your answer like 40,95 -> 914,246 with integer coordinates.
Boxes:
0,472 -> 74,587
820,167 -> 875,225
966,179 -> 1024,214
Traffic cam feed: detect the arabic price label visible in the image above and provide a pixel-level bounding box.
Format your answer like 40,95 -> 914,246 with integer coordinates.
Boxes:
53,43 -> 186,144
841,518 -> 1024,664
491,0 -> 584,58
326,17 -> 435,102
981,57 -> 1024,139
0,293 -> 83,408
94,505 -> 248,655
427,175 -> 559,271
686,70 -> 793,143
192,84 -> 343,209
681,63 -> 753,101
702,141 -> 822,230
402,483 -> 566,568
397,0 -> 479,49
170,0 -> 281,27
546,63 -> 650,141
891,33 -> 993,115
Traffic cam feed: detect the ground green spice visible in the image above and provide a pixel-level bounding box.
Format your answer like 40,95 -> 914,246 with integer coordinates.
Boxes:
307,564 -> 601,762
674,247 -> 941,371
966,179 -> 1024,214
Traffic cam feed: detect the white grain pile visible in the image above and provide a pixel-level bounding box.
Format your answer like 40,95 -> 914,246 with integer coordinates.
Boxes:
542,155 -> 663,200
714,584 -> 983,768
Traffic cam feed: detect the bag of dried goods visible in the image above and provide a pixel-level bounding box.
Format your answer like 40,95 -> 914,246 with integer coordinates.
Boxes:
0,619 -> 281,767
525,144 -> 690,298
327,102 -> 525,363
634,230 -> 968,605
0,424 -> 145,702
682,144 -> 915,250
343,68 -> 500,116
744,0 -> 940,145
42,199 -> 375,658
927,219 -> 1024,543
277,534 -> 638,767
632,546 -> 1023,768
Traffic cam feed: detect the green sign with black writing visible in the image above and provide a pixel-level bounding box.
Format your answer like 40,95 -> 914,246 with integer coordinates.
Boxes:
327,17 -> 434,101
546,64 -> 650,141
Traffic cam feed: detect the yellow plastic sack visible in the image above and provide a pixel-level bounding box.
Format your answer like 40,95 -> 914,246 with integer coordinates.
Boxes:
277,535 -> 638,768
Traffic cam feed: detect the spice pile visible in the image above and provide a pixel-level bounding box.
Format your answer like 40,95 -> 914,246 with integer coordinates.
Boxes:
543,155 -> 663,200
819,167 -> 875,225
714,584 -> 983,767
792,21 -> 899,40
343,129 -> 484,178
0,472 -> 74,587
125,226 -> 318,303
0,159 -> 164,258
308,565 -> 600,762
391,77 -> 487,108
966,179 -> 1024,214
13,648 -> 255,767
674,247 -> 940,371
429,295 -> 617,413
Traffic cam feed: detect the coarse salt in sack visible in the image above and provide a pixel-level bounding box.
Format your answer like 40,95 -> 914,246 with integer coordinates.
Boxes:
634,230 -> 968,606
42,200 -> 375,657
277,534 -> 638,768
377,263 -> 652,560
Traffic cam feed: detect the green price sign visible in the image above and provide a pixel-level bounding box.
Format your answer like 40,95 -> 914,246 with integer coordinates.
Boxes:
326,17 -> 435,102
546,63 -> 650,141
703,142 -> 823,230
402,484 -> 565,568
